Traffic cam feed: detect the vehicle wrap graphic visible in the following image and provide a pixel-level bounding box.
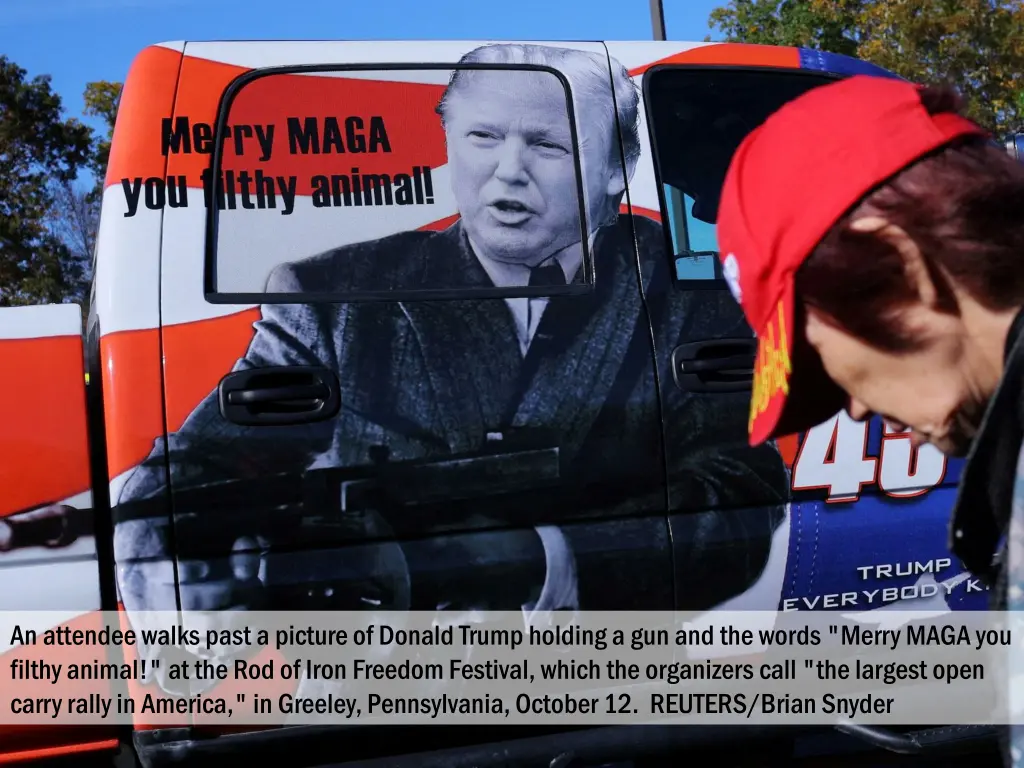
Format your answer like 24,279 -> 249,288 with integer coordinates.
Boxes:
0,41 -> 979,751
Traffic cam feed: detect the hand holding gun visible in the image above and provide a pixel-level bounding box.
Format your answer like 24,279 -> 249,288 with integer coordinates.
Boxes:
0,503 -> 83,552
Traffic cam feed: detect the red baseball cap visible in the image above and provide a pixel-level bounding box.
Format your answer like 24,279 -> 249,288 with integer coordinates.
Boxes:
717,74 -> 988,446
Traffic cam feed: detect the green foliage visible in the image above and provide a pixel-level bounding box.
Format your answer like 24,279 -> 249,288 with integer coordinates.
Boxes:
83,80 -> 122,199
0,55 -> 93,305
709,0 -> 860,55
0,54 -> 122,307
707,0 -> 1024,134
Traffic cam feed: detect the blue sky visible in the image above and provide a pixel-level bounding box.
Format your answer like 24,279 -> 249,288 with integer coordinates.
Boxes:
1,0 -> 725,135
1,0 -> 727,254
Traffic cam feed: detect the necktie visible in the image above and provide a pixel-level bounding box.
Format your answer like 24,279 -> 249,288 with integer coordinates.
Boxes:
529,262 -> 566,287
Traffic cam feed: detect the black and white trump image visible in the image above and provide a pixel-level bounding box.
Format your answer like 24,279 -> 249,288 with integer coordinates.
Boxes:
110,43 -> 789,695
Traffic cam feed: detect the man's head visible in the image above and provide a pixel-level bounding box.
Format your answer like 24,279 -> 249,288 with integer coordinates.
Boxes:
436,44 -> 640,267
718,75 -> 1024,457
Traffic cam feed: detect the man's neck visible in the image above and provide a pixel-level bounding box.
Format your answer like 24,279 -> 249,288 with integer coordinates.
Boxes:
960,301 -> 1023,401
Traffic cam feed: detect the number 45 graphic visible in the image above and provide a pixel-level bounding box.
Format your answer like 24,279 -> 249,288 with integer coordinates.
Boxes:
791,412 -> 948,503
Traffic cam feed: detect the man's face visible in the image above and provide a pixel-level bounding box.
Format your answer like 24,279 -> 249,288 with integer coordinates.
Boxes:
443,70 -> 620,267
804,306 -> 988,458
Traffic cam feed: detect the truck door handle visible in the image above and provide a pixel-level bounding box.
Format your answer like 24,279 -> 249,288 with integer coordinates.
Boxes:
226,384 -> 327,405
671,338 -> 756,393
218,366 -> 341,426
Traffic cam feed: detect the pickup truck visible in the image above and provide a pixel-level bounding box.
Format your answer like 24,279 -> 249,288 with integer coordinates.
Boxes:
0,37 -> 1005,768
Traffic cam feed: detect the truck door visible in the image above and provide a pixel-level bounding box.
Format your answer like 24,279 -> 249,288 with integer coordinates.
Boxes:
0,303 -> 119,760
110,39 -> 678,745
607,43 -> 796,614
622,44 -> 975,616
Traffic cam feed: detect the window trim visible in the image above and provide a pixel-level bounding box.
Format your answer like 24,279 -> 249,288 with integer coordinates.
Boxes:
203,62 -> 595,304
640,64 -> 844,292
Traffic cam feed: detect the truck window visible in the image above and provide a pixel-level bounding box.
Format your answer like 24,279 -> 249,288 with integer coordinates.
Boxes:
643,66 -> 840,288
203,65 -> 594,302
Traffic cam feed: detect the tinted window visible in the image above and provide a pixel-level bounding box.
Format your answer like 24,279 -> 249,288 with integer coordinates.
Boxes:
644,67 -> 838,287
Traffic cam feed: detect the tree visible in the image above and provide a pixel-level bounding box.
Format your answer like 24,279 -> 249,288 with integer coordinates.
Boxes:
0,55 -> 93,305
709,0 -> 860,56
0,54 -> 122,308
82,80 -> 121,200
46,178 -> 99,294
44,79 -> 122,312
707,0 -> 1024,134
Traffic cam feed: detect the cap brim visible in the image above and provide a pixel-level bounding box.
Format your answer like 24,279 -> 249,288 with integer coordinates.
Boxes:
748,281 -> 847,446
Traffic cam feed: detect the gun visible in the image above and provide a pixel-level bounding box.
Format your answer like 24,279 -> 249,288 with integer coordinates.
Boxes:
115,427 -> 563,557
110,430 -> 564,611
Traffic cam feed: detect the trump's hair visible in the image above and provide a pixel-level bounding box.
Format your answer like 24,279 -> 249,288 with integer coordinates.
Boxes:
435,43 -> 641,176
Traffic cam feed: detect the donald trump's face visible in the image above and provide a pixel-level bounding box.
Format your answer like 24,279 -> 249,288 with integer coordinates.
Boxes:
443,69 -> 622,268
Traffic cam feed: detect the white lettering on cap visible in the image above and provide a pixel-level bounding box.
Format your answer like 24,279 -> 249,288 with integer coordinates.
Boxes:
723,253 -> 742,304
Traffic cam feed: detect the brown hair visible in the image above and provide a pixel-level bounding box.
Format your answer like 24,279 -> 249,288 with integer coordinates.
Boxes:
794,85 -> 1024,352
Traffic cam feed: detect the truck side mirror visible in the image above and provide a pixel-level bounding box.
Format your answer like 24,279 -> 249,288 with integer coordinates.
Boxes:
1004,133 -> 1024,161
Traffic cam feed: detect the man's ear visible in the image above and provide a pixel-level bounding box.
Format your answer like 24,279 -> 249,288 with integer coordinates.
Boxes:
605,152 -> 637,198
848,216 -> 938,308
605,170 -> 627,198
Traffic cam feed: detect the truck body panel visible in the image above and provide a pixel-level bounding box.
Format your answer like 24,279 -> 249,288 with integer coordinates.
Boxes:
0,38 -> 986,766
0,304 -> 119,757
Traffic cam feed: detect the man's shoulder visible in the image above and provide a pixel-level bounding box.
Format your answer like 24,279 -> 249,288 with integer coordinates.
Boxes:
266,226 -> 458,293
603,212 -> 664,246
593,213 -> 664,272
629,212 -> 665,243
